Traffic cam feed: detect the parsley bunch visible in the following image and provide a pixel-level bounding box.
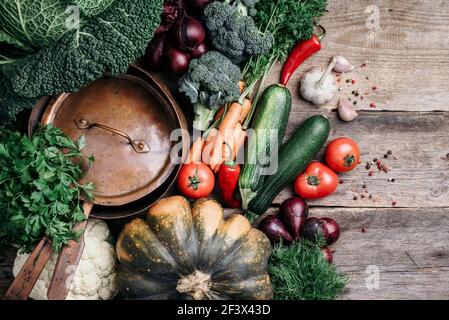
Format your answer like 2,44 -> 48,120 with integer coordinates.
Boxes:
0,125 -> 94,253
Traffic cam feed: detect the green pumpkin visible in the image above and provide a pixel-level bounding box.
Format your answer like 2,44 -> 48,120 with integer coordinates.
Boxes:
116,196 -> 273,300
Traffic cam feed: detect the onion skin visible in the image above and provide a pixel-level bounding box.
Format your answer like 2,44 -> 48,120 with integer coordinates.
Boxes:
322,247 -> 333,263
258,215 -> 293,243
302,217 -> 340,246
320,217 -> 341,245
190,42 -> 208,58
165,44 -> 191,75
173,15 -> 206,51
279,197 -> 309,241
188,0 -> 212,9
145,33 -> 167,70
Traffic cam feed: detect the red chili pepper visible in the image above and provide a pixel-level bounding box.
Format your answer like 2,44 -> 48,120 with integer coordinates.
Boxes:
218,160 -> 241,208
280,25 -> 326,86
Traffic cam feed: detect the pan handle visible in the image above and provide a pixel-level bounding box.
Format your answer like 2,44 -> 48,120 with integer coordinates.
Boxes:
75,119 -> 150,153
47,202 -> 94,300
3,237 -> 53,300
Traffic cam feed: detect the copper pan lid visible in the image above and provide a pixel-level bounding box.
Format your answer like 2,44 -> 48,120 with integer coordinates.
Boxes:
41,73 -> 180,206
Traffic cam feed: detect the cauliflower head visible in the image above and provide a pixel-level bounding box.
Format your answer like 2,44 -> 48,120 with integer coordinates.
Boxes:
13,219 -> 118,300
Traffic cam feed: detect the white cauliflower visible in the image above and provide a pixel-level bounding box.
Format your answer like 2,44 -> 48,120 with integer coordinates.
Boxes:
13,219 -> 118,300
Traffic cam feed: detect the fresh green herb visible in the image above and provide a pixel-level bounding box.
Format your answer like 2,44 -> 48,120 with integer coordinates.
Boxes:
0,125 -> 94,253
269,237 -> 348,300
242,0 -> 328,128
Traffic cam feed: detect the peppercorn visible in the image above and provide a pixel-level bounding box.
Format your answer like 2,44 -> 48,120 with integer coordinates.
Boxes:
369,171 -> 374,176
366,163 -> 371,170
353,196 -> 358,200
387,150 -> 393,155
384,154 -> 389,158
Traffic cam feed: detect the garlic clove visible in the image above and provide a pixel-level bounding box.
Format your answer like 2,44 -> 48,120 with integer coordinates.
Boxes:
338,98 -> 358,121
333,55 -> 355,73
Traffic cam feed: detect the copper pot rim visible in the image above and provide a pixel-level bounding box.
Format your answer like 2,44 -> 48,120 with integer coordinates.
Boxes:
28,66 -> 188,219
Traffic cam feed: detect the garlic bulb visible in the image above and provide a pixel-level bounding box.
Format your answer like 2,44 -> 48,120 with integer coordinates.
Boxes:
300,57 -> 338,106
338,98 -> 358,121
333,55 -> 355,73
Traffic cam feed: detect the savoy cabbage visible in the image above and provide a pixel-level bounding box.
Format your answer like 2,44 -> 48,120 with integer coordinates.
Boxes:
0,0 -> 163,126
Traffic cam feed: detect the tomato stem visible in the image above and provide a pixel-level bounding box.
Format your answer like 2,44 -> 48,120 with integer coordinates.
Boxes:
188,167 -> 202,190
307,175 -> 320,186
344,154 -> 355,167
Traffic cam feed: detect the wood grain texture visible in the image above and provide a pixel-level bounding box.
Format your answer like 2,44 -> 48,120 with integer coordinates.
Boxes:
1,0 -> 449,300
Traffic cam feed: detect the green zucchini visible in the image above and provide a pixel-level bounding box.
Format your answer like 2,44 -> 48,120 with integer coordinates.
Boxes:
239,84 -> 292,210
249,115 -> 331,215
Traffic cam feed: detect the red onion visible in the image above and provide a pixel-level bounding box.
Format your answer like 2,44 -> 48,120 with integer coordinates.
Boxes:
172,14 -> 206,51
188,0 -> 212,9
190,42 -> 208,58
302,217 -> 341,246
279,197 -> 309,241
322,247 -> 333,263
258,215 -> 293,243
165,44 -> 191,75
320,217 -> 341,245
145,33 -> 167,70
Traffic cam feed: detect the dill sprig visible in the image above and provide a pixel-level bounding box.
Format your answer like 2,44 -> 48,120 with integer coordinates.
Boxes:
269,237 -> 348,300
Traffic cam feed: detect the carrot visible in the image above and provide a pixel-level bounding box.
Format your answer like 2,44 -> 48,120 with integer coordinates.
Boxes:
214,106 -> 225,122
187,136 -> 205,164
201,128 -> 218,166
232,123 -> 246,161
208,130 -> 224,171
239,99 -> 252,123
239,80 -> 245,93
219,102 -> 243,133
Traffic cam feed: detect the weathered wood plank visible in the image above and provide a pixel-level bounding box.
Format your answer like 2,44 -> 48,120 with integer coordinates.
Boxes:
269,111 -> 449,208
273,0 -> 449,112
260,207 -> 449,300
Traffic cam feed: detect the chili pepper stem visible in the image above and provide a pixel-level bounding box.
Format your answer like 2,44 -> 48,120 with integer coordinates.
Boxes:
318,56 -> 337,87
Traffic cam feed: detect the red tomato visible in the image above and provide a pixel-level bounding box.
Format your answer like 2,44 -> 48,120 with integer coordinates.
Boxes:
294,162 -> 338,199
325,137 -> 360,173
177,163 -> 215,199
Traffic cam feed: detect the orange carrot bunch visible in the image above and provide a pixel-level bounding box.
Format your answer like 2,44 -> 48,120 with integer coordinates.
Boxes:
186,81 -> 251,172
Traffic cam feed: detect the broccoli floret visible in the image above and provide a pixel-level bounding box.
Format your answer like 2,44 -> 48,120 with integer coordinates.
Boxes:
0,0 -> 163,126
235,0 -> 260,16
203,1 -> 272,64
179,51 -> 242,131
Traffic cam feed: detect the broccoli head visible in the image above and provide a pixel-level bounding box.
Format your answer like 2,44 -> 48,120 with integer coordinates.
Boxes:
179,51 -> 242,131
203,1 -> 272,64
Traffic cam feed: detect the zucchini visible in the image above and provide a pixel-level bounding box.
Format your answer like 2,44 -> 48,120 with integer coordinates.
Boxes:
249,115 -> 331,215
239,84 -> 292,210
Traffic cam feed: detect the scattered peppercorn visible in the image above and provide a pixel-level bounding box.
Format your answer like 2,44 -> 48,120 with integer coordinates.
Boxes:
361,63 -> 367,68
339,180 -> 344,184
370,102 -> 376,108
361,194 -> 366,198
353,101 -> 357,105
362,184 -> 367,189
392,201 -> 397,206
353,196 -> 358,200
351,79 -> 356,84
355,92 -> 359,97
369,194 -> 373,199
346,79 -> 351,83
387,150 -> 393,155
372,86 -> 378,91
369,171 -> 374,176
361,228 -> 366,233
366,163 -> 371,170
384,154 -> 389,158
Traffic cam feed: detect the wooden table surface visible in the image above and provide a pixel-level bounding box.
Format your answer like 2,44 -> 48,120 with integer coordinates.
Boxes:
1,0 -> 449,300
